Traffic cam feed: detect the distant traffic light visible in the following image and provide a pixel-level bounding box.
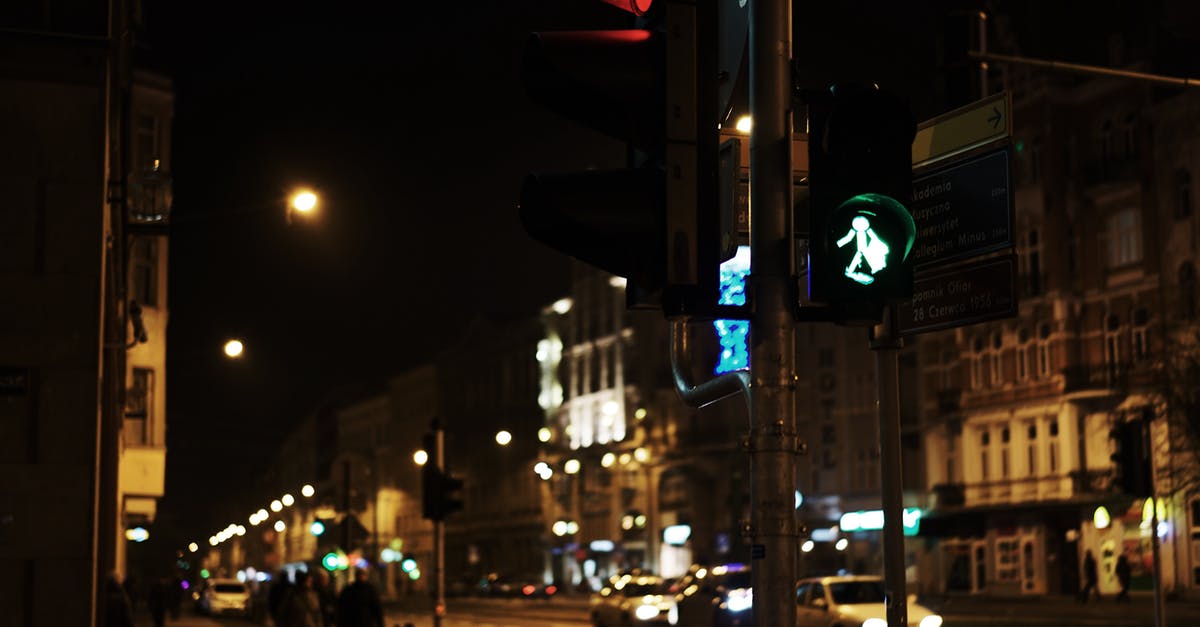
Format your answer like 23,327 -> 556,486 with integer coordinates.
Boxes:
520,0 -> 740,314
421,431 -> 464,522
807,84 -> 917,324
1110,416 -> 1153,497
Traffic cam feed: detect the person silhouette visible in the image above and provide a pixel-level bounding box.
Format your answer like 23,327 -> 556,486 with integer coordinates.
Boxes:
1079,550 -> 1099,602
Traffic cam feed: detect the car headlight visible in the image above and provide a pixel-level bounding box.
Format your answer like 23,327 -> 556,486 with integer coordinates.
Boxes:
863,619 -> 888,627
635,604 -> 661,620
919,615 -> 943,627
725,588 -> 752,613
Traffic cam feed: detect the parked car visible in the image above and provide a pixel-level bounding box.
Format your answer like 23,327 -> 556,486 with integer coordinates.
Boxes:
519,580 -> 559,600
197,578 -> 251,617
795,574 -> 943,627
590,574 -> 678,626
673,563 -> 754,627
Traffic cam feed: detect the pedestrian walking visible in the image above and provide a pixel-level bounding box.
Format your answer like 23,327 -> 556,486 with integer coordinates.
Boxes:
269,571 -> 294,626
1079,549 -> 1099,602
1115,553 -> 1132,602
147,578 -> 167,627
103,573 -> 135,627
312,568 -> 338,627
278,570 -> 322,627
337,568 -> 384,627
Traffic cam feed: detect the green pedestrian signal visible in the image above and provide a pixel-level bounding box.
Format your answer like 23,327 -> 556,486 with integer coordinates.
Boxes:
806,84 -> 916,324
829,194 -> 915,287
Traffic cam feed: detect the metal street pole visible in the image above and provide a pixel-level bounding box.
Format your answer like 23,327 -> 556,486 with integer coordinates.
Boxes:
749,0 -> 798,624
433,427 -> 446,627
872,310 -> 908,627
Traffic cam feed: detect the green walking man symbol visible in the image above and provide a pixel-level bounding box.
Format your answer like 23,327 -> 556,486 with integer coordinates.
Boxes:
836,212 -> 889,285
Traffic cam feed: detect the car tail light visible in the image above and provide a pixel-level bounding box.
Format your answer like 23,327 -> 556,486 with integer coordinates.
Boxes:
523,585 -> 536,596
546,585 -> 557,595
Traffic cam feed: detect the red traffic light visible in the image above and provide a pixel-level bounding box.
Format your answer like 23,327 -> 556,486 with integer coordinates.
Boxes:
601,0 -> 654,15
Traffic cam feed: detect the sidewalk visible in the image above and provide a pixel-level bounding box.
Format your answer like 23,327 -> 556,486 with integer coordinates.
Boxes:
923,592 -> 1200,624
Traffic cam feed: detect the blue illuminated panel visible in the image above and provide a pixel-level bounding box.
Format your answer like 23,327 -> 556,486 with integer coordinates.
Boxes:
714,246 -> 751,375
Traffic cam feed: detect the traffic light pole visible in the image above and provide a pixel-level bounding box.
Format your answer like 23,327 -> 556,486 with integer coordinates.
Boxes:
871,311 -> 908,627
433,427 -> 446,627
748,0 -> 798,625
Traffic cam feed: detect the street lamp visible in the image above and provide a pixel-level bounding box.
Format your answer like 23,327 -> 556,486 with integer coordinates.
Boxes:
281,493 -> 295,507
270,499 -> 283,512
413,450 -> 428,466
287,188 -> 319,224
495,430 -> 512,446
223,339 -> 244,359
301,484 -> 315,498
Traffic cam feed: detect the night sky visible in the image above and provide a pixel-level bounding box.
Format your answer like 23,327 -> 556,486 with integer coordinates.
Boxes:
142,0 -> 1194,552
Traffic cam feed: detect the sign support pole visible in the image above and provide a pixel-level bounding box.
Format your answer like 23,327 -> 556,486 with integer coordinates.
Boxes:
748,0 -> 798,624
432,426 -> 445,627
872,309 -> 909,627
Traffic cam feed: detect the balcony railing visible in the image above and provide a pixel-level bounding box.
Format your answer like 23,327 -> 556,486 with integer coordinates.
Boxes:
962,475 -> 1074,506
1060,361 -> 1157,395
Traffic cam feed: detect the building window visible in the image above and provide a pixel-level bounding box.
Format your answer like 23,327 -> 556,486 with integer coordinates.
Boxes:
822,448 -> 836,469
1176,170 -> 1193,220
1048,420 -> 1060,474
1020,229 -> 1042,296
1107,208 -> 1142,267
1105,314 -> 1123,380
1037,323 -> 1053,378
818,348 -> 835,368
1026,422 -> 1038,477
941,348 -> 957,389
970,337 -> 985,390
1100,120 -> 1114,164
1132,308 -> 1149,363
821,424 -> 836,444
996,537 -> 1021,583
1016,329 -> 1031,382
946,429 -> 958,484
1122,114 -> 1137,160
1000,427 -> 1011,479
989,332 -> 1004,386
1181,263 -> 1197,320
980,429 -> 991,482
124,368 -> 153,446
135,113 -> 159,172
131,238 -> 159,308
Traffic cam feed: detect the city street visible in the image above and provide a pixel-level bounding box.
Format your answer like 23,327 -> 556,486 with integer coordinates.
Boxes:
136,594 -> 1200,627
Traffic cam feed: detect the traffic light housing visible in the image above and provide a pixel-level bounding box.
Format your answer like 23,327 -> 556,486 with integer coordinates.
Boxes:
520,0 -> 743,315
1110,417 -> 1152,497
807,84 -> 917,324
421,432 -> 464,522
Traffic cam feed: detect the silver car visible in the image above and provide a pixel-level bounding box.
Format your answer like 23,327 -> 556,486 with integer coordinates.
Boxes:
795,575 -> 942,627
590,574 -> 678,626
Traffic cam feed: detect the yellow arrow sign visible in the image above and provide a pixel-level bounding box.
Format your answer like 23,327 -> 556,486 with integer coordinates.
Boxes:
912,91 -> 1011,168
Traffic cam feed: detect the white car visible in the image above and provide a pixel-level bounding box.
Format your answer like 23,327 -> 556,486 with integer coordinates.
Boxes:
590,574 -> 678,626
199,578 -> 251,617
795,575 -> 942,627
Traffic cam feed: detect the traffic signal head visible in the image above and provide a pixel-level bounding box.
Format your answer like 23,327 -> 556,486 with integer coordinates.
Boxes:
807,84 -> 917,323
421,464 -> 464,522
1110,418 -> 1152,497
520,0 -> 742,315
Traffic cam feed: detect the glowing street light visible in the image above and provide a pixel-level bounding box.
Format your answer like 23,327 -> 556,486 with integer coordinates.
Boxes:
274,520 -> 286,533
564,459 -> 581,475
223,339 -> 244,359
301,484 -> 315,498
270,500 -> 283,512
495,430 -> 512,446
188,542 -> 199,553
281,493 -> 295,507
413,450 -> 428,466
538,427 -> 552,442
288,189 -> 320,224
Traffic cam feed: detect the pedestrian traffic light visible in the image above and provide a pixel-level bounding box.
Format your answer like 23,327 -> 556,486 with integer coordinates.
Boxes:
520,0 -> 745,315
807,84 -> 917,324
1110,417 -> 1153,497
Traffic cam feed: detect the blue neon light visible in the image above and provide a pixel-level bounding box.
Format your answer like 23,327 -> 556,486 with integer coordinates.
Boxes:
715,246 -> 751,375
